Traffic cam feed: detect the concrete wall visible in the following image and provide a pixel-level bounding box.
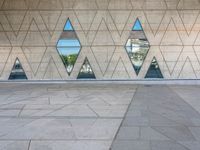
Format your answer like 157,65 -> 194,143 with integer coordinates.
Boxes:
0,0 -> 200,80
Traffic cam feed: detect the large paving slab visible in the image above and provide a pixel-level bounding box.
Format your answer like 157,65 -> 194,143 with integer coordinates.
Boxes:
1,83 -> 200,150
0,83 -> 136,150
111,85 -> 200,150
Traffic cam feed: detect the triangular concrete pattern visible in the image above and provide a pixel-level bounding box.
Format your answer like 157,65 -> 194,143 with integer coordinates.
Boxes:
91,46 -> 115,75
172,46 -> 199,78
20,11 -> 48,31
59,0 -> 75,9
144,11 -> 166,36
1,47 -> 33,79
193,46 -> 200,63
75,11 -> 97,36
130,0 -> 145,9
22,19 -> 46,46
104,46 -> 137,79
178,57 -> 197,79
142,0 -> 167,9
0,16 -> 11,46
109,11 -> 131,36
92,19 -> 115,46
88,11 -> 119,46
40,11 -> 61,35
25,0 -> 40,9
0,30 -> 11,46
73,0 -> 98,9
177,0 -> 200,9
2,0 -> 28,9
108,0 -> 132,10
160,46 -> 183,74
5,11 -> 26,36
161,19 -> 183,46
43,57 -> 62,80
36,47 -> 68,80
178,10 -> 199,35
95,0 -> 110,9
0,47 -> 11,77
112,57 -> 130,79
23,47 -> 47,75
38,0 -> 63,10
164,0 -> 180,9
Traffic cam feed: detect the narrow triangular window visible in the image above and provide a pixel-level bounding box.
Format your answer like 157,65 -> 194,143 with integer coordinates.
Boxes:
132,18 -> 143,31
77,58 -> 96,79
57,18 -> 81,75
125,18 -> 150,75
64,19 -> 74,31
9,58 -> 27,80
145,57 -> 163,78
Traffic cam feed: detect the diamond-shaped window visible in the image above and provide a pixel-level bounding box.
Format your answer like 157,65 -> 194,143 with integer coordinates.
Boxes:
77,57 -> 96,79
56,18 -> 81,75
145,57 -> 163,78
9,58 -> 27,80
125,18 -> 150,75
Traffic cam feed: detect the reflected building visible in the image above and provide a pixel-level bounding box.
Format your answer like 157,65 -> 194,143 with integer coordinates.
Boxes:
145,57 -> 163,78
9,58 -> 27,80
77,58 -> 96,79
125,19 -> 150,75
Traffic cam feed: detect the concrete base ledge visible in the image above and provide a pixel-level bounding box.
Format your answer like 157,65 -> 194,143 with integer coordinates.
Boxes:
0,79 -> 200,85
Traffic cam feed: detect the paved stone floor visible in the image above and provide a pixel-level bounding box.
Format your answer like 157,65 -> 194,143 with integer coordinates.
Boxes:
0,83 -> 200,150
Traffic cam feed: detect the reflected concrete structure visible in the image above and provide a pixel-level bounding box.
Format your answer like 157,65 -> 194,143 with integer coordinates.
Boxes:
0,0 -> 200,80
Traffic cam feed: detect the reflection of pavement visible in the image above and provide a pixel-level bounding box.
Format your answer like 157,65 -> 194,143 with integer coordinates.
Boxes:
0,83 -> 135,150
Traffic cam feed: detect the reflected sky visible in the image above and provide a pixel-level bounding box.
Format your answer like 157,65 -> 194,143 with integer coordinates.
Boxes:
56,18 -> 81,75
125,19 -> 150,75
132,19 -> 143,31
64,19 -> 74,31
57,39 -> 81,47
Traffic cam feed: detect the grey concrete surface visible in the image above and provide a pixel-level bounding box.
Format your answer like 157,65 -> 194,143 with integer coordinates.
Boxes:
111,85 -> 200,150
0,83 -> 135,150
0,83 -> 200,150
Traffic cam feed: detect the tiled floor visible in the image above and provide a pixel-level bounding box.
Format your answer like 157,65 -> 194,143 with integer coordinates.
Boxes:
111,85 -> 200,150
0,83 -> 135,150
0,83 -> 200,150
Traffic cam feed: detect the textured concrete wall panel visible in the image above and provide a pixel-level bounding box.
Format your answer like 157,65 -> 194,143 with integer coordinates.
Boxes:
0,0 -> 199,80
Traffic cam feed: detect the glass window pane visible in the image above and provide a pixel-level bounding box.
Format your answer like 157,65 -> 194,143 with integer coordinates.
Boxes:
77,58 -> 96,79
57,39 -> 81,47
145,57 -> 163,78
9,58 -> 27,80
56,18 -> 81,75
125,19 -> 150,75
64,19 -> 74,31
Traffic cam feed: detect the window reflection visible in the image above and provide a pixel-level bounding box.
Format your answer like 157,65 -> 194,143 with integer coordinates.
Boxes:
56,19 -> 81,75
9,58 -> 27,80
77,58 -> 96,79
125,19 -> 150,75
145,57 -> 163,78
